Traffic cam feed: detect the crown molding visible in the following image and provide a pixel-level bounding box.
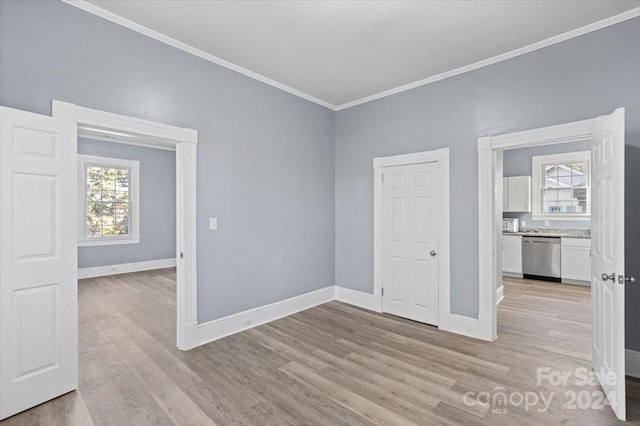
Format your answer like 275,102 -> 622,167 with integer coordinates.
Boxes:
62,1 -> 639,113
61,0 -> 336,110
335,7 -> 640,111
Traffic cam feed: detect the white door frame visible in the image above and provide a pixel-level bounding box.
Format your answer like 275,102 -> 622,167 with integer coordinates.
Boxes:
477,118 -> 598,341
373,148 -> 450,326
52,100 -> 199,350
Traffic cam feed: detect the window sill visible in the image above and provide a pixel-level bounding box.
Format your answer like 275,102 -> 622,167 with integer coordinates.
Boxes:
78,237 -> 140,247
531,215 -> 590,222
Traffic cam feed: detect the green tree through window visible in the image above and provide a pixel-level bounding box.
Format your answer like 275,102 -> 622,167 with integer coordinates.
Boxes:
85,166 -> 130,238
79,155 -> 139,246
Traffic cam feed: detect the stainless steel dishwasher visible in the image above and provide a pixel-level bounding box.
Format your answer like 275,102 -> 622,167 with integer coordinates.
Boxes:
522,236 -> 561,281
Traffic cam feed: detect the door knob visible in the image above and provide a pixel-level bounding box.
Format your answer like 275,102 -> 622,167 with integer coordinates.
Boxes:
602,272 -> 616,282
618,275 -> 637,284
430,250 -> 437,256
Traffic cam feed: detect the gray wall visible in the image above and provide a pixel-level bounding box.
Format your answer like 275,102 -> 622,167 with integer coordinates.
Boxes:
77,138 -> 176,268
0,1 -> 335,323
503,140 -> 591,229
334,16 -> 640,345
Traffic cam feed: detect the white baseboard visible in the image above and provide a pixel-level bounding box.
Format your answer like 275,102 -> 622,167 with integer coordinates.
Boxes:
496,285 -> 504,305
626,349 -> 640,378
163,281 -> 499,349
196,286 -> 494,348
335,286 -> 382,312
78,258 -> 177,279
333,288 -> 494,342
561,278 -> 591,287
440,312 -> 494,342
503,272 -> 523,279
197,286 -> 335,346
179,321 -> 200,351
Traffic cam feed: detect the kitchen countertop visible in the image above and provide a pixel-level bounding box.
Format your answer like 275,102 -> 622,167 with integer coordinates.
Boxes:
503,228 -> 591,239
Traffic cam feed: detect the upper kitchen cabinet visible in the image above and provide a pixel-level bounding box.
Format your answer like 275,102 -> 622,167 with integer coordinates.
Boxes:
503,176 -> 531,212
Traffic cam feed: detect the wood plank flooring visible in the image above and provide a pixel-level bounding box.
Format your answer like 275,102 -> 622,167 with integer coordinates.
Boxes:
3,270 -> 640,425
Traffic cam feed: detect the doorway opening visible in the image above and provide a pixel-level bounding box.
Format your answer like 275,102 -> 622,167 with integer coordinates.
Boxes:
499,140 -> 592,361
52,100 -> 199,351
477,109 -> 627,420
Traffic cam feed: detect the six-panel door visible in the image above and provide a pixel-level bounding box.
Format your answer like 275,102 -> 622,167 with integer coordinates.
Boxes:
590,108 -> 626,421
381,162 -> 440,325
0,107 -> 78,420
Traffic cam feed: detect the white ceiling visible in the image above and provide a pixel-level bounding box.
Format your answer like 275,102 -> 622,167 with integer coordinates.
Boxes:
81,1 -> 640,109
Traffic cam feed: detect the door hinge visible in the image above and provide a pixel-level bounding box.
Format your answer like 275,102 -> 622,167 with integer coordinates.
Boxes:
381,288 -> 384,296
382,174 -> 384,183
180,252 -> 184,259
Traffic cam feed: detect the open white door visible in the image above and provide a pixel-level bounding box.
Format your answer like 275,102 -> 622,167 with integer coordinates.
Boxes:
0,107 -> 77,419
591,108 -> 625,421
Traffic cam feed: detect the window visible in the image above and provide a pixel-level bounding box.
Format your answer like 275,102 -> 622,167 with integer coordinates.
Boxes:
531,151 -> 590,221
78,155 -> 140,246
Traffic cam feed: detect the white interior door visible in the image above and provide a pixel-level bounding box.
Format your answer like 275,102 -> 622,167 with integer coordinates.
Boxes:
0,107 -> 78,420
382,162 -> 439,325
591,108 -> 625,421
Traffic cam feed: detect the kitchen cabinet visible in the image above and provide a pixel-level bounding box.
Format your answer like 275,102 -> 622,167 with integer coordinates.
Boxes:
561,238 -> 591,284
503,176 -> 531,212
502,235 -> 523,277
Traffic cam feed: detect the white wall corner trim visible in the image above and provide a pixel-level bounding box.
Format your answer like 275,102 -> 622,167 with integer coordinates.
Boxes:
626,349 -> 640,379
198,286 -> 335,346
78,258 -> 177,279
496,285 -> 504,305
335,286 -> 382,312
61,0 -> 334,111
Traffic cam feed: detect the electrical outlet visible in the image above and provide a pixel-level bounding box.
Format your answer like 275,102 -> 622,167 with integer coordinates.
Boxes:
545,220 -> 550,227
521,220 -> 526,228
209,217 -> 218,230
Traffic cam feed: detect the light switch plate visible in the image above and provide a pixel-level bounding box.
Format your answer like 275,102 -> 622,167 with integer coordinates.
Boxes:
209,217 -> 218,230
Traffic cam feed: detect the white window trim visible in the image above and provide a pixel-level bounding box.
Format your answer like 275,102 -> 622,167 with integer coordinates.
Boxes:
78,154 -> 141,246
531,150 -> 591,221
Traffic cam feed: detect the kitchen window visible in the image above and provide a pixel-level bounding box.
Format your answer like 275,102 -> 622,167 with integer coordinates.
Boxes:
78,155 -> 140,246
531,151 -> 590,221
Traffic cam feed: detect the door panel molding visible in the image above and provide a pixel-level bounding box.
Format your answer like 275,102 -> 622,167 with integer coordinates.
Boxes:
590,108 -> 625,420
1,107 -> 77,420
373,148 -> 450,327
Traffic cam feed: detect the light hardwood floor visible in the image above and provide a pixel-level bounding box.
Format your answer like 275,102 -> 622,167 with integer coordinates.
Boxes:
2,271 -> 640,425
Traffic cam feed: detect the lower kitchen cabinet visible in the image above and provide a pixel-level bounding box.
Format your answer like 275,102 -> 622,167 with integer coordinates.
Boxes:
502,235 -> 522,277
561,238 -> 591,284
